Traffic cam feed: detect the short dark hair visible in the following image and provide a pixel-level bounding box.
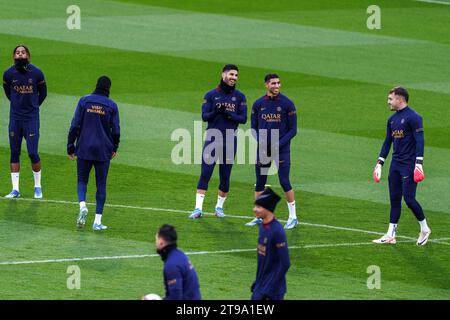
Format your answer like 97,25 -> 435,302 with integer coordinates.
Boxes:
264,73 -> 280,83
222,64 -> 239,72
389,86 -> 409,103
13,45 -> 30,57
157,224 -> 177,244
96,75 -> 112,90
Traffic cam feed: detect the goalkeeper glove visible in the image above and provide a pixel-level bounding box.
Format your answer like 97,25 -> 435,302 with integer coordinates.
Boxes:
414,158 -> 425,183
373,158 -> 384,183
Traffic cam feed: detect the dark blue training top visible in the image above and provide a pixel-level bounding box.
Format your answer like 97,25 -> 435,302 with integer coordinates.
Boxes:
163,246 -> 201,300
379,106 -> 424,166
3,64 -> 47,121
251,93 -> 297,154
202,86 -> 247,133
67,93 -> 120,162
252,218 -> 291,299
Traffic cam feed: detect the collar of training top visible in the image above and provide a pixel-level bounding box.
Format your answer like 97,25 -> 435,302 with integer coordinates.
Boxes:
158,243 -> 177,261
264,94 -> 280,101
217,79 -> 235,94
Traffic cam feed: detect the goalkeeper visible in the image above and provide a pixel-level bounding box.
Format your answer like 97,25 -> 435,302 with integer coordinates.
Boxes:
372,86 -> 431,246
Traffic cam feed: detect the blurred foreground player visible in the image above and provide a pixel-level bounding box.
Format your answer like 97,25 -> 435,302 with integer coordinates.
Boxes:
372,86 -> 431,245
155,224 -> 201,300
67,76 -> 120,231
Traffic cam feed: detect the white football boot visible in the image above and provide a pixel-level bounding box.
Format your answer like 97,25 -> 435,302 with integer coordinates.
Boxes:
372,234 -> 397,244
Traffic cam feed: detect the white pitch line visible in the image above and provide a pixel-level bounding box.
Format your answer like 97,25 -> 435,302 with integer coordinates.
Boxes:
1,197 -> 449,246
414,0 -> 450,5
0,241 -> 415,266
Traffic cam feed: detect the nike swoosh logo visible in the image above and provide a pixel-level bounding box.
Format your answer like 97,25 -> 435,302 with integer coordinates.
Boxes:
403,176 -> 409,179
256,194 -> 271,200
214,97 -> 221,100
29,134 -> 36,137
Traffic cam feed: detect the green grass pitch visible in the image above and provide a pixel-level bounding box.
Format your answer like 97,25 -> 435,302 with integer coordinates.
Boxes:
0,0 -> 449,299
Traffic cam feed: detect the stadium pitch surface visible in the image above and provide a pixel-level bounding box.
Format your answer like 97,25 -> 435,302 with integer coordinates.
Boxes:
0,0 -> 449,299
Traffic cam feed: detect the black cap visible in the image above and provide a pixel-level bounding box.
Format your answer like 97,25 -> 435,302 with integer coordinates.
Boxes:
255,187 -> 281,213
222,64 -> 239,72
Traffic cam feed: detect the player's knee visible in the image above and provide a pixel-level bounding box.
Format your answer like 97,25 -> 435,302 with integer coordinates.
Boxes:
389,198 -> 402,208
218,181 -> 230,193
279,178 -> 292,192
96,190 -> 106,200
255,177 -> 266,192
404,196 -> 417,208
96,183 -> 107,194
197,178 -> 209,191
10,151 -> 20,163
77,176 -> 89,184
389,193 -> 402,203
77,171 -> 89,183
28,153 -> 40,164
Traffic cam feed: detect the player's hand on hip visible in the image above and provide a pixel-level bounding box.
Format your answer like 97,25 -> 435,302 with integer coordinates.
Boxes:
414,163 -> 425,183
373,162 -> 383,183
68,154 -> 76,161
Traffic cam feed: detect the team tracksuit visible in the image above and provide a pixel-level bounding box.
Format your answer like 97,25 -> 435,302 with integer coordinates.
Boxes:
251,218 -> 291,300
251,93 -> 297,192
67,91 -> 120,215
379,106 -> 425,224
3,64 -> 47,164
158,244 -> 201,300
197,81 -> 247,193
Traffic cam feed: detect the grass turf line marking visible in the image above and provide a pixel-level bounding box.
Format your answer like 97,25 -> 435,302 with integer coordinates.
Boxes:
1,197 -> 449,246
415,0 -> 450,5
0,241 -> 414,266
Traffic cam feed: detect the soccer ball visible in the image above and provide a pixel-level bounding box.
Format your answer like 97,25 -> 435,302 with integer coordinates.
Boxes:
142,293 -> 162,300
